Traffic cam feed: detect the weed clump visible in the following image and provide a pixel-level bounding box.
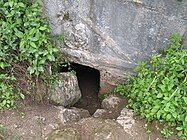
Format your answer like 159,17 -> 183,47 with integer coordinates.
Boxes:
0,0 -> 62,109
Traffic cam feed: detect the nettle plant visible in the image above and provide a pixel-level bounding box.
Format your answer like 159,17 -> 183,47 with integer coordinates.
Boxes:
116,33 -> 187,139
0,0 -> 61,109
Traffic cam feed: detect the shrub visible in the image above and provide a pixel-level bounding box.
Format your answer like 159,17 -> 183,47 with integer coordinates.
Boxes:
0,0 -> 61,108
116,33 -> 187,139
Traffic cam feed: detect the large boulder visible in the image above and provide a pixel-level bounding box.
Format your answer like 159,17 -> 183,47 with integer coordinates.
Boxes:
43,0 -> 187,92
48,73 -> 81,107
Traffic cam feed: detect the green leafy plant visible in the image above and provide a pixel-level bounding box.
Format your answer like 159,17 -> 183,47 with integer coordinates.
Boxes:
161,128 -> 173,139
116,33 -> 187,139
0,0 -> 63,108
0,74 -> 15,109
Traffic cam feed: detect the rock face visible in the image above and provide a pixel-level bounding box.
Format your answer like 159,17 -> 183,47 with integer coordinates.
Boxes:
47,118 -> 132,140
48,73 -> 81,106
43,0 -> 187,92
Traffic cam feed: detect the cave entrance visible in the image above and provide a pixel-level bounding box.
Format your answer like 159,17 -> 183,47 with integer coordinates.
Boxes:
61,63 -> 101,114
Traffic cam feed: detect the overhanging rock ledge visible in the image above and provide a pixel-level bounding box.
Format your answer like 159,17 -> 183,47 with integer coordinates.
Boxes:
43,0 -> 187,92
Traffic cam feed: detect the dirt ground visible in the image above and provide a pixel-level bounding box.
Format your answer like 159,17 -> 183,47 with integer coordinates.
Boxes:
0,99 -> 62,140
0,98 -> 178,140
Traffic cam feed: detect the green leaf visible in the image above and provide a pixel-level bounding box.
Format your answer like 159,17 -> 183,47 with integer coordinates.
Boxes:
18,2 -> 25,7
9,1 -> 14,7
166,114 -> 172,120
185,116 -> 187,122
15,30 -> 23,38
39,59 -> 46,64
176,127 -> 183,131
37,66 -> 44,72
159,85 -> 166,92
28,67 -> 35,75
30,42 -> 37,48
183,97 -> 187,104
39,26 -> 47,31
0,62 -> 9,69
30,37 -> 38,42
157,93 -> 163,98
172,112 -> 177,118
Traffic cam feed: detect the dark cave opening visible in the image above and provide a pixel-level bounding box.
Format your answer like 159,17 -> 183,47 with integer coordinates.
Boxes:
60,63 -> 101,114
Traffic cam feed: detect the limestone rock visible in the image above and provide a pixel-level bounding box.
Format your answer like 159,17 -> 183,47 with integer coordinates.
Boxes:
48,73 -> 81,107
93,109 -> 112,119
92,95 -> 128,119
93,109 -> 108,118
116,108 -> 135,136
58,107 -> 90,124
93,108 -> 123,120
43,0 -> 187,92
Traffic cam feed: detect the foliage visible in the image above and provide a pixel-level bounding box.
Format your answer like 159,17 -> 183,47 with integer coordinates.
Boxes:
0,74 -> 15,109
0,0 -> 62,109
116,33 -> 187,139
161,128 -> 173,139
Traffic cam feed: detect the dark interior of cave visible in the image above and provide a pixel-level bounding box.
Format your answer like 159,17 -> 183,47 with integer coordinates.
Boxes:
60,63 -> 101,114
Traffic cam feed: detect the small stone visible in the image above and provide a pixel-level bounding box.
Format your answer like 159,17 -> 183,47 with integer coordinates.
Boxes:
93,109 -> 108,118
102,95 -> 128,111
58,107 -> 90,124
49,124 -> 59,130
13,124 -> 18,128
